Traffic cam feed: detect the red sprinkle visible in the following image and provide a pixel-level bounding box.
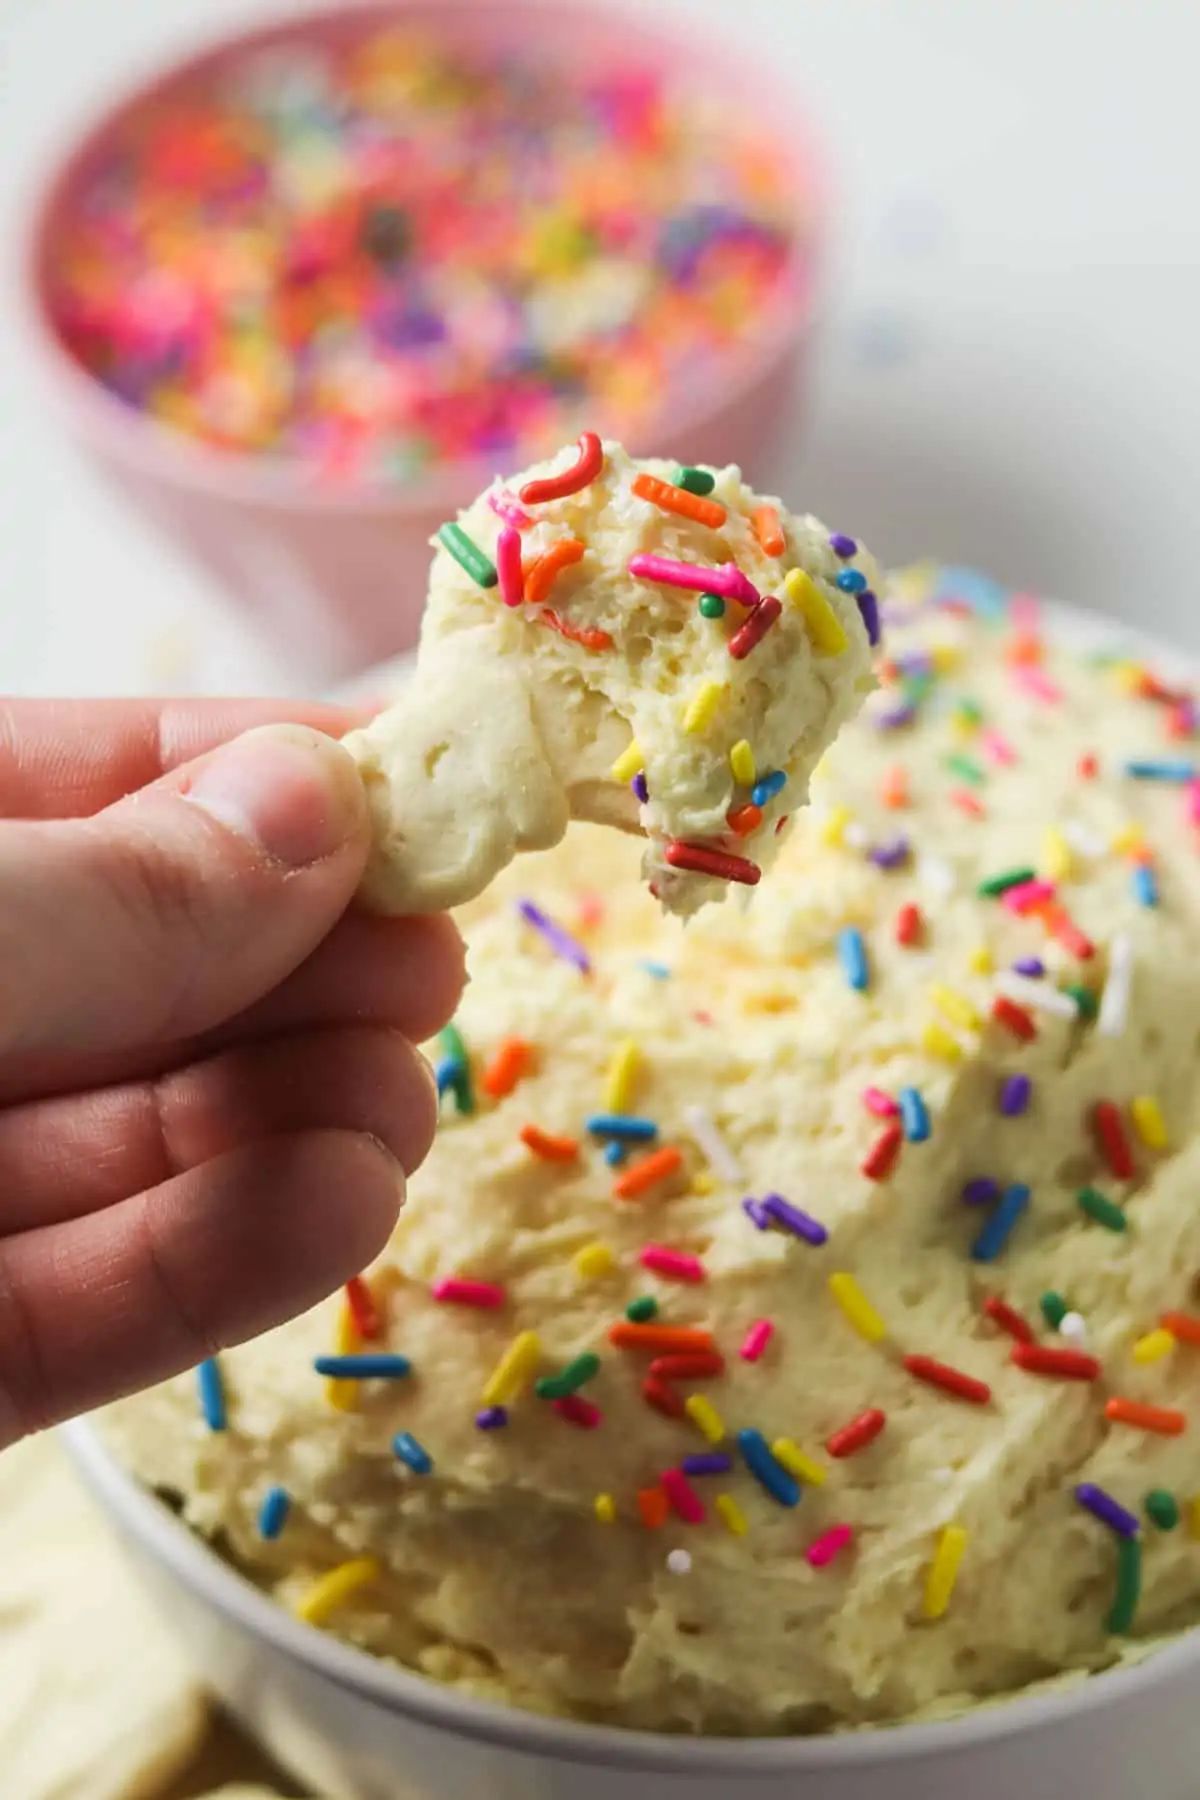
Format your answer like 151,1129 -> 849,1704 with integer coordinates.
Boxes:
664,840 -> 761,886
1077,753 -> 1099,779
641,1375 -> 685,1419
991,996 -> 1037,1042
637,1485 -> 670,1529
983,1295 -> 1034,1343
649,1352 -> 726,1381
894,902 -> 923,946
728,595 -> 782,661
661,1466 -> 707,1523
519,430 -> 604,505
1044,908 -> 1095,960
1161,1311 -> 1200,1345
827,1408 -> 887,1458
904,1354 -> 991,1406
1093,1100 -> 1135,1180
727,802 -> 764,837
1011,1344 -> 1101,1381
949,788 -> 986,818
343,1275 -> 382,1341
861,1122 -> 903,1181
553,1394 -> 602,1428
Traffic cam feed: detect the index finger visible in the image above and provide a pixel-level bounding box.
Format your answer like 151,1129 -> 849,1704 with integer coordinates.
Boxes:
0,698 -> 369,819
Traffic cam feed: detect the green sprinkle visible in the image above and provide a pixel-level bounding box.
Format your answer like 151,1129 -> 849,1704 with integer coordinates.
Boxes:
1145,1489 -> 1179,1531
902,670 -> 936,702
625,1294 -> 658,1322
439,1024 -> 474,1113
1107,1534 -> 1142,1634
675,466 -> 715,496
945,752 -> 986,786
1040,1291 -> 1069,1330
1063,982 -> 1097,1019
698,592 -> 726,619
952,696 -> 984,726
437,522 -> 497,588
977,866 -> 1037,898
1078,1186 -> 1127,1232
534,1352 -> 601,1399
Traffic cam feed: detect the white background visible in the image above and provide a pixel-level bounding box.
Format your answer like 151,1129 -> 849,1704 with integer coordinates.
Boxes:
1,0 -> 1197,698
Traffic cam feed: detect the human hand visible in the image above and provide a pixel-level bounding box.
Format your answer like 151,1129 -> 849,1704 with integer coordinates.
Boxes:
0,698 -> 465,1447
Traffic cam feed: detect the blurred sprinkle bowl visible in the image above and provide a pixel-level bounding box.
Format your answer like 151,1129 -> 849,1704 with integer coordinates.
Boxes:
25,0 -> 827,676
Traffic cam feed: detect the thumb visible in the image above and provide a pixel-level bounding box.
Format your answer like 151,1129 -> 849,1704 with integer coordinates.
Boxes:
0,723 -> 371,1060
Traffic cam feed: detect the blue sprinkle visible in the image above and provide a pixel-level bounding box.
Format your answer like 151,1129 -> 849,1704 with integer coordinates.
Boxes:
738,1428 -> 800,1507
1000,1073 -> 1032,1117
750,770 -> 788,807
970,1183 -> 1030,1262
197,1358 -> 226,1432
936,566 -> 1009,620
638,959 -> 672,979
1076,1482 -> 1140,1538
586,1114 -> 658,1141
762,1192 -> 828,1246
835,568 -> 867,593
603,1139 -> 628,1166
837,926 -> 870,992
857,589 -> 881,646
682,1452 -> 734,1476
961,1176 -> 1000,1207
897,1087 -> 931,1143
1124,759 -> 1196,782
1132,864 -> 1159,908
314,1354 -> 411,1379
393,1431 -> 433,1474
258,1486 -> 290,1540
435,1056 -> 465,1098
476,1405 -> 508,1430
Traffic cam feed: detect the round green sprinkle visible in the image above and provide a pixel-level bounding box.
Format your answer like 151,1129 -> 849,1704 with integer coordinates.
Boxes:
535,1352 -> 601,1400
437,521 -> 497,588
675,466 -> 715,496
977,866 -> 1037,898
1107,1534 -> 1142,1634
1063,982 -> 1097,1019
625,1294 -> 658,1322
1040,1291 -> 1069,1330
698,592 -> 726,620
945,751 -> 986,786
1078,1186 -> 1127,1232
1145,1490 -> 1179,1531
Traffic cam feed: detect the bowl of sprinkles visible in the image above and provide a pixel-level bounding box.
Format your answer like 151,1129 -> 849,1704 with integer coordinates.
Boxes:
84,561 -> 1200,1799
26,0 -> 823,674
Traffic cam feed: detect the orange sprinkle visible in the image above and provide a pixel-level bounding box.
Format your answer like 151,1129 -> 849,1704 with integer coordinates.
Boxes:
520,1124 -> 579,1162
525,538 -> 585,606
1105,1397 -> 1187,1436
538,607 -> 612,652
750,504 -> 785,556
637,1485 -> 670,1529
1077,753 -> 1099,779
631,471 -> 726,530
613,1144 -> 683,1199
607,1322 -> 717,1353
880,764 -> 909,808
1005,630 -> 1044,666
1161,1311 -> 1200,1344
481,1038 -> 534,1099
727,802 -> 763,837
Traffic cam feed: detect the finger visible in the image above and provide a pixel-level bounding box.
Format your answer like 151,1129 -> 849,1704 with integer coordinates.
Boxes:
0,1130 -> 403,1443
0,697 -> 369,819
0,910 -> 465,1106
0,1024 -> 436,1234
0,723 -> 371,1061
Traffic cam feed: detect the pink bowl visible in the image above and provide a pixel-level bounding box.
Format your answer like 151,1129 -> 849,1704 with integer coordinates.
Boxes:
24,0 -> 828,678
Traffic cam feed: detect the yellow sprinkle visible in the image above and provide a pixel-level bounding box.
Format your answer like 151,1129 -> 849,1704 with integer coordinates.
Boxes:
968,944 -> 993,975
574,1242 -> 616,1282
730,739 -> 757,787
1042,825 -> 1072,882
820,804 -> 853,847
771,1439 -> 827,1486
931,644 -> 961,673
324,1300 -> 361,1413
690,1171 -> 716,1196
1130,1095 -> 1168,1151
1111,823 -> 1145,857
610,740 -> 645,784
1132,1327 -> 1175,1365
1110,661 -> 1144,696
1188,1496 -> 1200,1540
604,1038 -> 641,1113
784,567 -> 848,655
921,1021 -> 963,1062
930,982 -> 981,1032
682,680 -> 726,735
828,1272 -> 887,1344
684,1394 -> 727,1445
293,1556 -> 382,1627
594,1493 -> 616,1524
949,705 -> 979,737
923,1525 -> 968,1620
715,1493 -> 749,1537
481,1330 -> 542,1407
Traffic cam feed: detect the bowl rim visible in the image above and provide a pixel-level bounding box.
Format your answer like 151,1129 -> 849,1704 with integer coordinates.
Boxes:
21,0 -> 828,519
60,1415 -> 1200,1775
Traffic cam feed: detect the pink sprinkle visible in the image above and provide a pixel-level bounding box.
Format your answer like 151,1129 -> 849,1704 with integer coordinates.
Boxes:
640,1246 -> 706,1283
1014,666 -> 1063,705
628,553 -> 760,607
1009,593 -> 1042,632
980,728 -> 1017,766
431,1278 -> 507,1309
553,1394 -> 602,1429
950,789 -> 986,818
577,891 -> 605,929
862,1086 -> 900,1118
488,490 -> 533,530
1002,878 -> 1055,915
661,1466 -> 707,1524
496,526 -> 525,607
1186,781 -> 1200,828
805,1524 -> 854,1569
740,1319 -> 775,1362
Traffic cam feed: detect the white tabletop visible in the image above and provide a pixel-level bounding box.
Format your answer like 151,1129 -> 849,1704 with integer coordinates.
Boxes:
2,0 -> 1197,698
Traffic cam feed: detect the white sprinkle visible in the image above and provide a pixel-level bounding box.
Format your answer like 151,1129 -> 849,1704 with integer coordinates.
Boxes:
918,854 -> 957,896
1060,819 -> 1106,860
1059,1312 -> 1088,1343
682,1104 -> 743,1184
1097,931 -> 1133,1039
994,971 -> 1080,1020
843,822 -> 870,851
666,1549 -> 693,1575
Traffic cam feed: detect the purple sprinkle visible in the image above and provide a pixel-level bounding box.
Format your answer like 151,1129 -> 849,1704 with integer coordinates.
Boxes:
876,701 -> 917,731
475,1406 -> 508,1430
742,1196 -> 770,1230
868,835 -> 911,870
1076,1482 -> 1140,1538
961,1176 -> 1000,1206
762,1193 -> 828,1246
516,900 -> 591,974
682,1452 -> 734,1476
856,589 -> 881,647
1000,1073 -> 1032,1117
1012,957 -> 1045,978
829,533 -> 857,559
632,772 -> 649,804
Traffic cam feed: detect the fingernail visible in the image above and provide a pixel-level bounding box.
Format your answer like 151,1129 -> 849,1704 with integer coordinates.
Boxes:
183,724 -> 365,868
